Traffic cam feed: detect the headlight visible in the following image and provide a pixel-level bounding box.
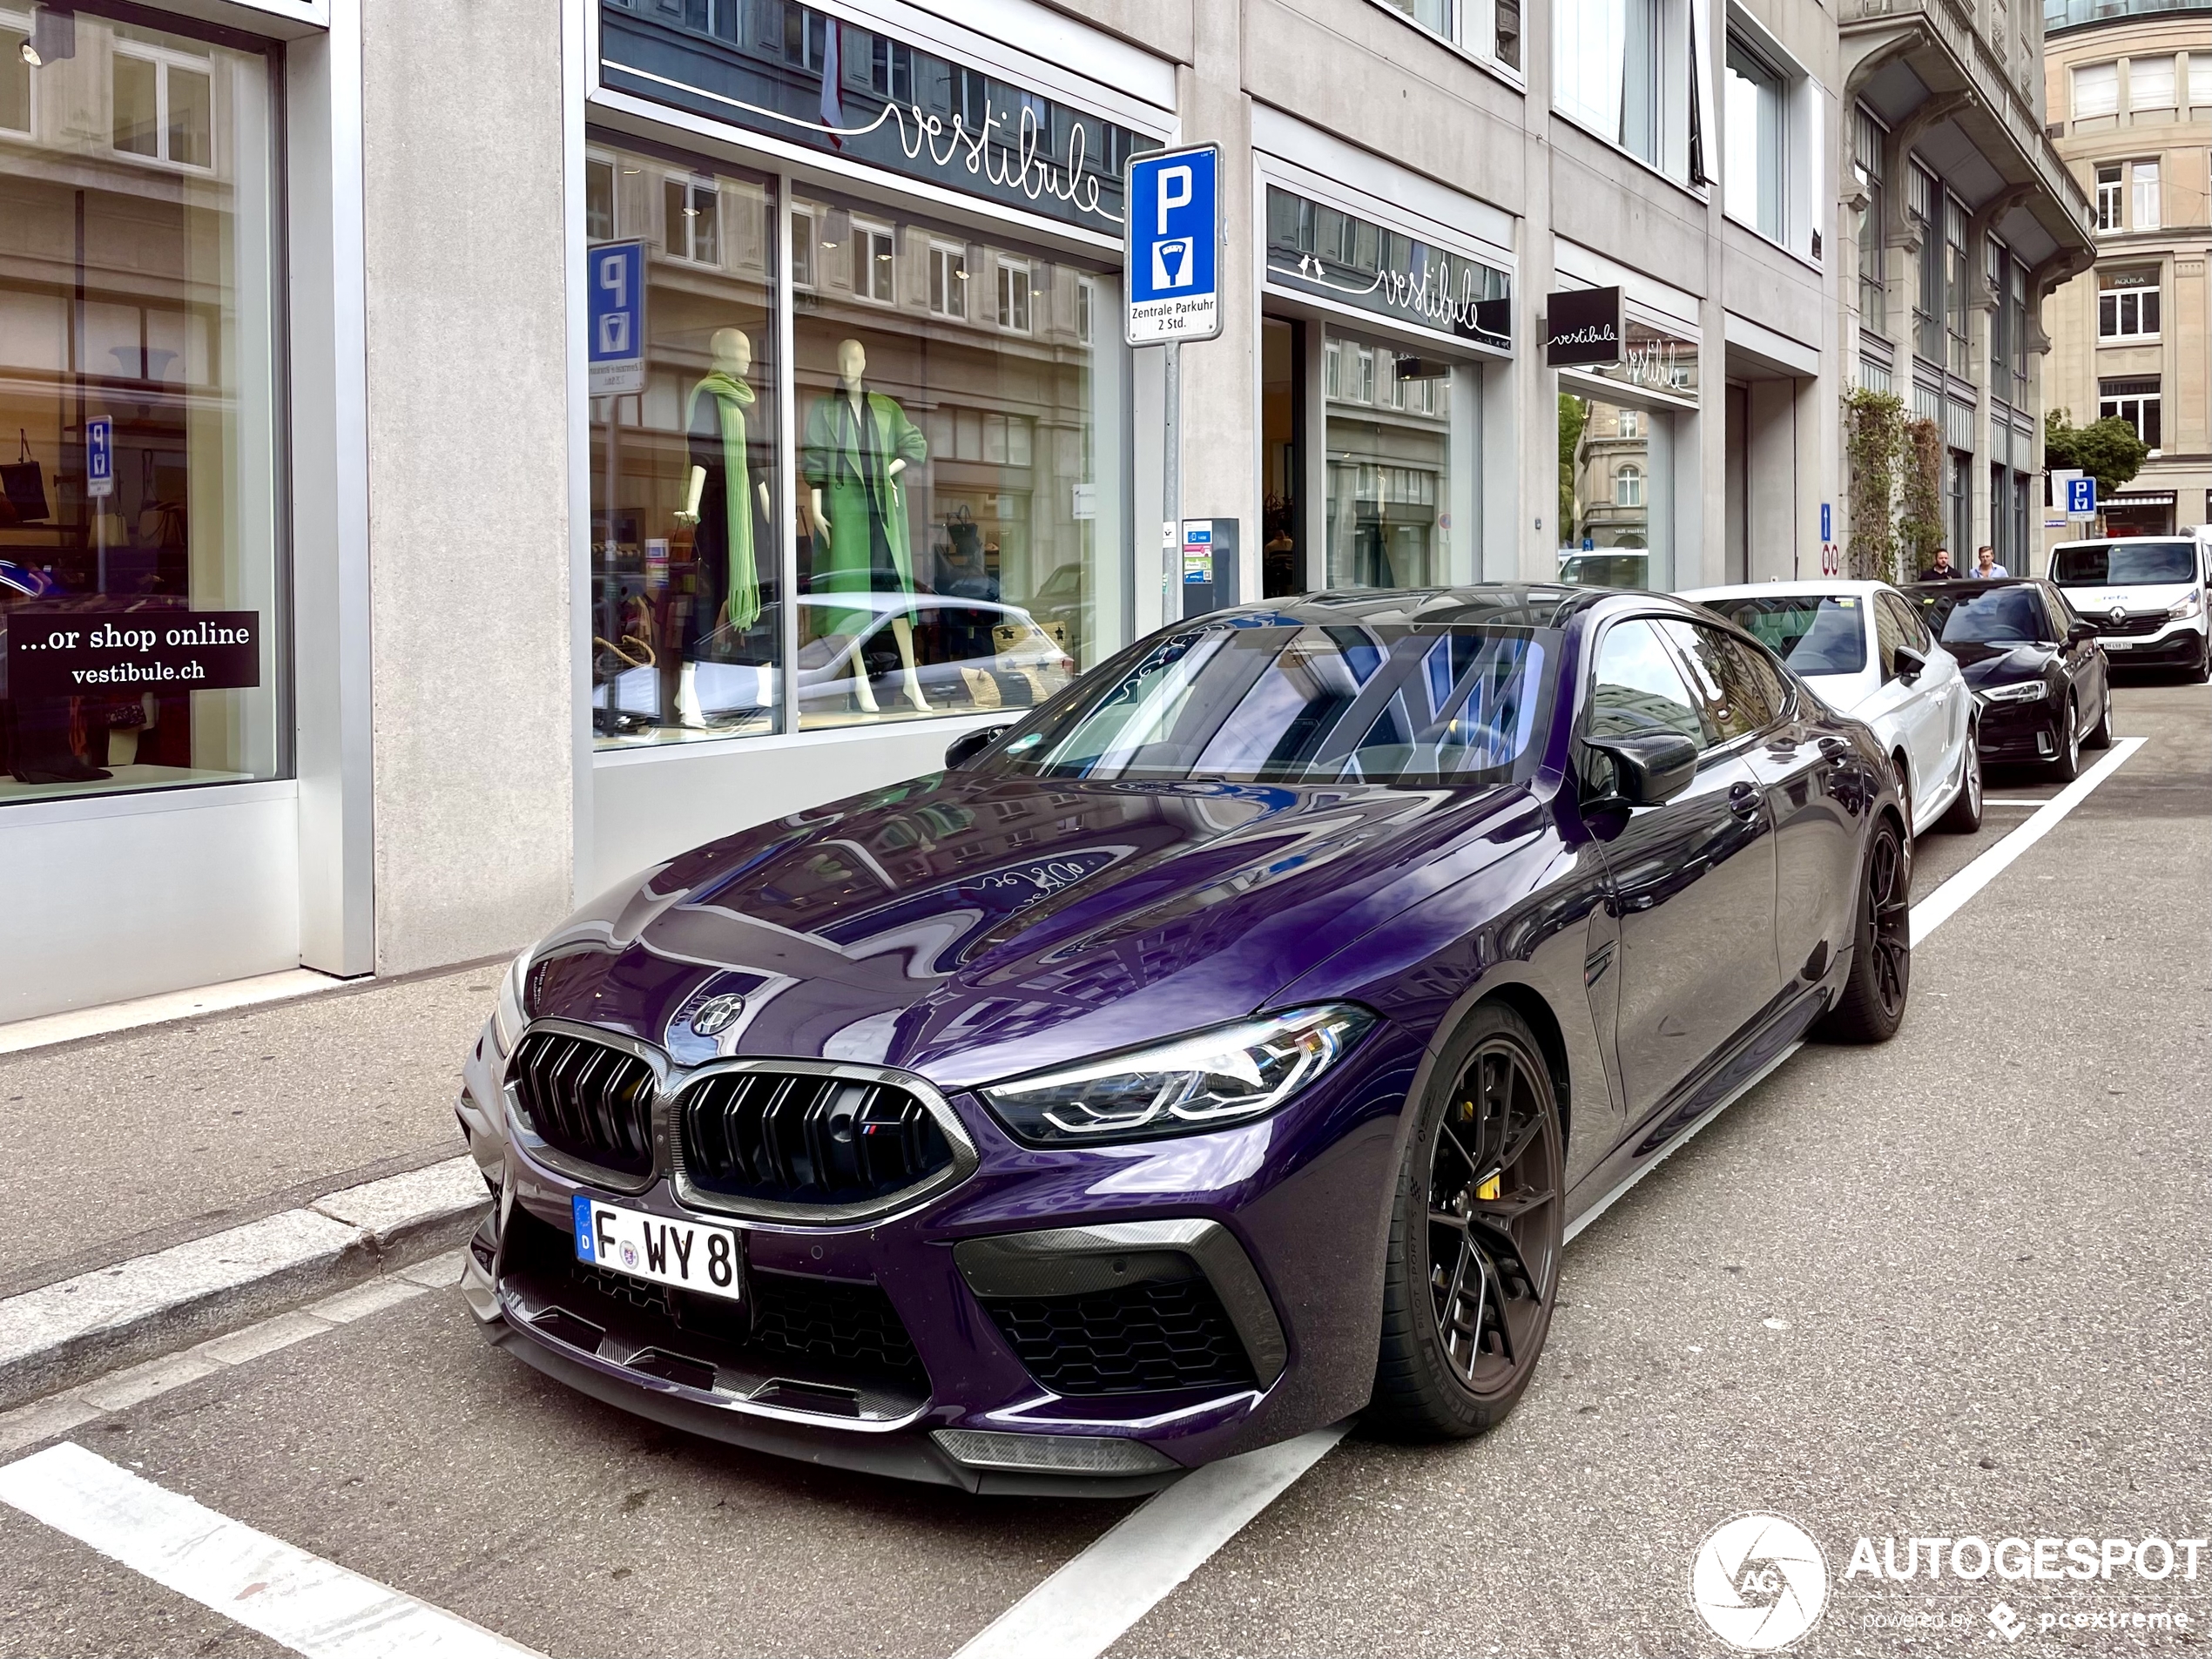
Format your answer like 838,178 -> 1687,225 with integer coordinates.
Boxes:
980,1005 -> 1377,1147
491,948 -> 535,1058
2168,591 -> 2202,622
1979,681 -> 2047,704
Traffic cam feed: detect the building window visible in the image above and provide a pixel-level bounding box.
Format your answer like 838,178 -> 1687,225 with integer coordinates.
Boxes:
2072,60 -> 2118,118
1724,34 -> 1787,242
1615,463 -> 1645,507
927,242 -> 965,319
1944,195 -> 1969,377
1554,0 -> 1692,179
2127,54 -> 2175,111
112,48 -> 213,169
1376,0 -> 1522,72
2131,161 -> 2161,231
2099,378 -> 2161,448
995,260 -> 1030,331
2190,52 -> 2212,109
3,17 -> 283,804
867,35 -> 914,102
586,157 -> 617,241
2099,268 -> 2161,338
2094,163 -> 2122,231
0,20 -> 27,133
1854,105 -> 1887,337
664,178 -> 719,266
790,208 -> 815,288
1076,277 -> 1093,345
1619,408 -> 1642,437
853,222 -> 895,302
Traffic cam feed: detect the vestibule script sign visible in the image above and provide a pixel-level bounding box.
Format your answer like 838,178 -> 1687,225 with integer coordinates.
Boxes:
7,610 -> 260,697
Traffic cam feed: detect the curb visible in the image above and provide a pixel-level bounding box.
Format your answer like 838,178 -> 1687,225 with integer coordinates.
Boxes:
0,1157 -> 489,1412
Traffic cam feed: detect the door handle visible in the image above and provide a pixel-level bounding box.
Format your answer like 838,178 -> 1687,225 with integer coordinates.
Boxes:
1728,781 -> 1764,818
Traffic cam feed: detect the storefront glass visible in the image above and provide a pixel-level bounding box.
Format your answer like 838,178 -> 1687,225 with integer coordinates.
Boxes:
790,185 -> 1123,732
0,14 -> 283,800
1324,330 -> 1455,590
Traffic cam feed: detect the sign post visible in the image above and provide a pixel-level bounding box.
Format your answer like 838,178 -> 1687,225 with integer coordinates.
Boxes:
587,240 -> 646,582
86,415 -> 113,591
1127,146 -> 1221,626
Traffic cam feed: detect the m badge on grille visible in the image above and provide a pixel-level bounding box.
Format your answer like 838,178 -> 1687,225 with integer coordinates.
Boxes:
690,994 -> 748,1036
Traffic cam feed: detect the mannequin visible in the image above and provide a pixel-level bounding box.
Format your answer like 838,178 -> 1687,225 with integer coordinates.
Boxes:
803,338 -> 928,712
673,327 -> 772,727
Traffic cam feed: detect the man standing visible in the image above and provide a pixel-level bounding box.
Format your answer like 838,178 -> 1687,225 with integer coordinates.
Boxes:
1973,544 -> 2009,578
1920,547 -> 1958,580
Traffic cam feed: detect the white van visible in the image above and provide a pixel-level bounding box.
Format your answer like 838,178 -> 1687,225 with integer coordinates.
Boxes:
2046,535 -> 2210,680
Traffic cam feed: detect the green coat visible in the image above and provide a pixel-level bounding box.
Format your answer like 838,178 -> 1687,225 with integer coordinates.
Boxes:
803,388 -> 927,637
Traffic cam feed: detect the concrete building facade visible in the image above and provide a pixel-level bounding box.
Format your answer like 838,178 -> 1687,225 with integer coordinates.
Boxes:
0,0 -> 2080,1024
2040,0 -> 2211,545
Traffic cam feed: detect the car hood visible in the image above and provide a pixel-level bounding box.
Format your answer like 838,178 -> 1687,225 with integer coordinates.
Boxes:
2054,582 -> 2193,614
524,769 -> 1540,1091
1952,642 -> 2056,684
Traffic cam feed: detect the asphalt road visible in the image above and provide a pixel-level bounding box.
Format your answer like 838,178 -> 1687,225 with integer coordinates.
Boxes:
1,676 -> 2203,1659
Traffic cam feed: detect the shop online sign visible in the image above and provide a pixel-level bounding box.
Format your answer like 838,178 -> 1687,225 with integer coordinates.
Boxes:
6,611 -> 260,697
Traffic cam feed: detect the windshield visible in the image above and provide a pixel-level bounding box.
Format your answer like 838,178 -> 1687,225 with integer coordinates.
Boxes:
1919,587 -> 2051,646
983,622 -> 1558,786
2050,542 -> 2197,586
1702,596 -> 1867,676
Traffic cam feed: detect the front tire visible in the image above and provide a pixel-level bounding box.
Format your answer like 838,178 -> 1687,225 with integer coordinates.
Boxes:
1369,1003 -> 1563,1440
1815,813 -> 1911,1044
2048,695 -> 2082,782
1939,724 -> 1983,833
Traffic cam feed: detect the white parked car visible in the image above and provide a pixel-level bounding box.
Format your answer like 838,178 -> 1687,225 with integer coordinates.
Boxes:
1683,580 -> 1981,837
2046,535 -> 2210,681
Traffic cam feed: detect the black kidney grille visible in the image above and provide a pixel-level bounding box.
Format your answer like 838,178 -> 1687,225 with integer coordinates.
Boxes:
678,1071 -> 954,1204
983,1277 -> 1255,1396
511,1031 -> 658,1178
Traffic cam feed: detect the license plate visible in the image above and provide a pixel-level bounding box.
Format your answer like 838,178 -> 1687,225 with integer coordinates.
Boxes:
572,1194 -> 744,1304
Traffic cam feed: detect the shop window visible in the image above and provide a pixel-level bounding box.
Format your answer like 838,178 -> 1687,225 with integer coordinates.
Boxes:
1723,32 -> 1786,243
1560,393 -> 1668,590
2094,164 -> 2122,232
112,48 -> 212,169
995,260 -> 1030,333
664,178 -> 719,266
3,19 -> 282,802
927,243 -> 965,319
2099,378 -> 2161,448
2127,55 -> 2175,112
853,222 -> 895,303
2131,161 -> 2160,231
2072,60 -> 2117,118
1324,327 -> 1461,592
2099,269 -> 2161,338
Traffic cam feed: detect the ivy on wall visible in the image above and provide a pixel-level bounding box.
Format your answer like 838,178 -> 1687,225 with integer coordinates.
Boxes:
1844,389 -> 1903,583
1899,417 -> 1946,578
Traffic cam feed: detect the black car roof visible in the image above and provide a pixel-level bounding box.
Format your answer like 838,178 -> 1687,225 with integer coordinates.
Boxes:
1900,577 -> 2038,594
1200,585 -> 1692,631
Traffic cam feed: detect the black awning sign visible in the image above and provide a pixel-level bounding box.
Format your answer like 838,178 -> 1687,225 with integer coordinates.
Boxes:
7,610 -> 260,698
1546,286 -> 1622,367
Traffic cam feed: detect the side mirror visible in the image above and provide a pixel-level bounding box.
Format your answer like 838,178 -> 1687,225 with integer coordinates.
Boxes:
1584,732 -> 1701,809
944,724 -> 1010,770
2067,618 -> 2099,644
1893,644 -> 1927,682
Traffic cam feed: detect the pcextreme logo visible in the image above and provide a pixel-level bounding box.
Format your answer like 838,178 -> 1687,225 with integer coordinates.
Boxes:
1690,1514 -> 1831,1650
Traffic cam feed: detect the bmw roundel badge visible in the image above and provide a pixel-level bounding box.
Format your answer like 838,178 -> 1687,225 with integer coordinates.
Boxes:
690,993 -> 747,1037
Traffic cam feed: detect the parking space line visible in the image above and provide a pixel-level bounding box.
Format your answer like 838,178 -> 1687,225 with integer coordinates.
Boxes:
1912,737 -> 2146,946
0,1441 -> 544,1659
952,1425 -> 1346,1659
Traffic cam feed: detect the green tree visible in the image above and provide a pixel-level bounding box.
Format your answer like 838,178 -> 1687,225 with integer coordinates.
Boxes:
1557,394 -> 1588,545
2044,408 -> 2148,496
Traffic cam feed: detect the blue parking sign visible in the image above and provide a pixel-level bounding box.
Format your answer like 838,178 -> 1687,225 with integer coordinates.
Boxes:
2066,475 -> 2097,516
85,416 -> 114,501
1126,146 -> 1220,345
588,239 -> 646,396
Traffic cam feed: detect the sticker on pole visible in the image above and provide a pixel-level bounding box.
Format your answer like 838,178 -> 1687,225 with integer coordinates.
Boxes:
588,239 -> 646,397
1126,146 -> 1220,345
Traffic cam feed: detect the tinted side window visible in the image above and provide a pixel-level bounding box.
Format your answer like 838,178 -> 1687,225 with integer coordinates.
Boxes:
1662,620 -> 1777,740
2040,585 -> 2075,639
1589,620 -> 1710,747
1872,592 -> 1911,679
1882,590 -> 1932,653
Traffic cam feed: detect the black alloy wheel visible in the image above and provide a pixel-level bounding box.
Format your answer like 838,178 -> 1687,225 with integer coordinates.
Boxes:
1371,1003 -> 1563,1439
1939,724 -> 1983,833
2049,694 -> 2082,783
1816,815 -> 1911,1043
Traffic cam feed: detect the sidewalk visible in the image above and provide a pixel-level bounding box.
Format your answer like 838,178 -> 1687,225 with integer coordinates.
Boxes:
0,963 -> 497,1300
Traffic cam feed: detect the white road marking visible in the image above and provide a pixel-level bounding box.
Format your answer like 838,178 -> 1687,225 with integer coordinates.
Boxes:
1982,797 -> 2054,806
961,735 -> 2155,1659
952,1425 -> 1346,1659
0,1441 -> 545,1658
1912,737 -> 2145,945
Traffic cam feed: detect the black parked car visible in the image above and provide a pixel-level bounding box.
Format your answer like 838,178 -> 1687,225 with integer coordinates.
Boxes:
1904,578 -> 2113,780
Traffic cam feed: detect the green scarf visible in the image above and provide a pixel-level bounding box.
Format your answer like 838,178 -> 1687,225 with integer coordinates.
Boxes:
687,371 -> 760,631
